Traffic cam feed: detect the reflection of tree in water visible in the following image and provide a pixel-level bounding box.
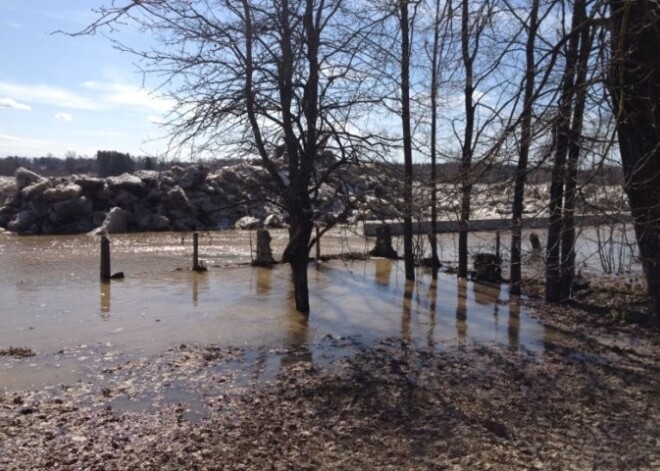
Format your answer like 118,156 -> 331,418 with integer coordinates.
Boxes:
255,267 -> 273,296
281,285 -> 312,368
473,281 -> 502,328
456,278 -> 468,348
401,280 -> 414,343
374,258 -> 393,287
281,315 -> 312,368
508,297 -> 521,351
427,278 -> 438,348
100,281 -> 111,319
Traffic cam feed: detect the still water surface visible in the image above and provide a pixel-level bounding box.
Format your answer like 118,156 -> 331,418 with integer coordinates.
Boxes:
1,229 -> 554,390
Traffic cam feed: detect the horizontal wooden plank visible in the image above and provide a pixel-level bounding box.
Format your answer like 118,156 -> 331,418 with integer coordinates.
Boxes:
362,213 -> 631,237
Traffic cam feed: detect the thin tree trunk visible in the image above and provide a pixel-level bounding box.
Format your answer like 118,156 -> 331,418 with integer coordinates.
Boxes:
400,0 -> 415,281
560,2 -> 591,300
510,0 -> 539,296
458,0 -> 474,279
428,0 -> 442,277
546,0 -> 583,303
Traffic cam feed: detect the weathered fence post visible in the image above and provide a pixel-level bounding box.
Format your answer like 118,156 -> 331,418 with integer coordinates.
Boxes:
100,236 -> 111,282
193,232 -> 200,270
192,232 -> 207,272
253,228 -> 275,266
369,225 -> 398,259
529,232 -> 541,251
495,231 -> 501,261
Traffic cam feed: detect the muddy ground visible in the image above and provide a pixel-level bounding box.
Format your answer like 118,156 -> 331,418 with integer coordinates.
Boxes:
1,295 -> 659,470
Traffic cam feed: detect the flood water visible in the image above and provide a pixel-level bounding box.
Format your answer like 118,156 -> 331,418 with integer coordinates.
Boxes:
0,227 -> 608,390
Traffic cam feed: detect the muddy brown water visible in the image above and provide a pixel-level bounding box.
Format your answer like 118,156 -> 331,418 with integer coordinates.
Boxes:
0,227 -> 621,391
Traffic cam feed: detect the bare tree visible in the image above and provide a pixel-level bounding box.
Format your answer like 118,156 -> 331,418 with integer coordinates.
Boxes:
399,0 -> 416,281
80,0 -> 386,313
559,0 -> 594,300
426,0 -> 452,275
457,0 -> 477,279
546,0 -> 586,303
509,0 -> 540,296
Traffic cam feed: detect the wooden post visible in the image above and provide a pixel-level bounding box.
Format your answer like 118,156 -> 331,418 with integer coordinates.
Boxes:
100,236 -> 111,282
253,229 -> 275,266
495,231 -> 501,261
193,232 -> 199,270
192,232 -> 207,272
315,224 -> 321,260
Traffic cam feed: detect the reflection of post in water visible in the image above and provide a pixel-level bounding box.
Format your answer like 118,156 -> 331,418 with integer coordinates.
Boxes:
456,278 -> 468,348
100,281 -> 111,318
473,281 -> 502,325
427,277 -> 438,348
374,258 -> 393,287
191,270 -> 209,306
472,281 -> 501,305
256,266 -> 273,295
401,280 -> 414,342
508,296 -> 521,351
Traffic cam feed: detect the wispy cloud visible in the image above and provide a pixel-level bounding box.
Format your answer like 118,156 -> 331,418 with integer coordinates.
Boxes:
0,81 -> 100,110
82,81 -> 172,114
0,134 -> 77,157
54,112 -> 73,121
0,80 -> 174,116
0,97 -> 31,111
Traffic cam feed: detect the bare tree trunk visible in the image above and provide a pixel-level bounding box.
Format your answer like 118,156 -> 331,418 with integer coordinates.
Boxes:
560,2 -> 591,300
458,0 -> 475,279
285,209 -> 314,313
546,0 -> 583,303
428,0 -> 443,277
400,0 -> 415,281
609,0 -> 660,319
510,0 -> 540,296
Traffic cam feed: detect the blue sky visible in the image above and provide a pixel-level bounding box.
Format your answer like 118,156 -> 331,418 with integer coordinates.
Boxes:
0,1 -> 170,158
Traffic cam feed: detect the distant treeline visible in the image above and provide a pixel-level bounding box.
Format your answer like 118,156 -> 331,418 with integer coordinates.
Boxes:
0,152 -> 244,178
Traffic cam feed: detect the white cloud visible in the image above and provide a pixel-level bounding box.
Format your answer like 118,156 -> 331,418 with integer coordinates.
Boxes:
0,80 -> 173,118
54,112 -> 73,121
0,97 -> 31,111
0,134 -> 87,157
0,81 -> 100,110
82,81 -> 172,114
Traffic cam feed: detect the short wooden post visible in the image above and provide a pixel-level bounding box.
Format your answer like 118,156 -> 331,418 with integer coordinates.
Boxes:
315,224 -> 321,260
192,232 -> 207,272
253,229 -> 275,266
495,231 -> 501,261
193,232 -> 200,270
529,232 -> 541,250
100,236 -> 111,282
